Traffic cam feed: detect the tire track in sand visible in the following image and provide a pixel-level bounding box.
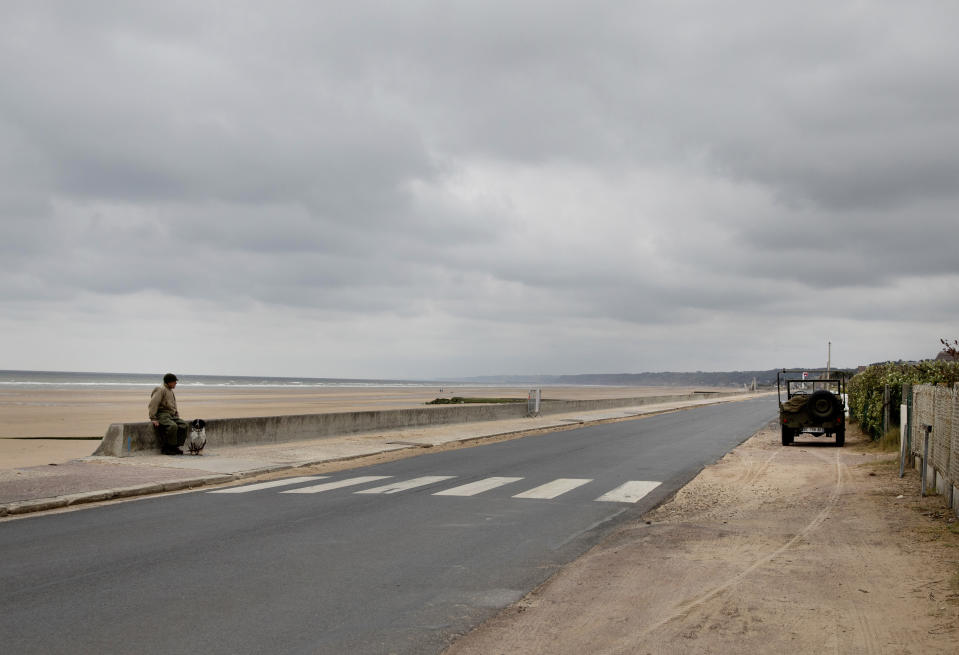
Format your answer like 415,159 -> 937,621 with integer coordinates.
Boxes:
609,447 -> 844,653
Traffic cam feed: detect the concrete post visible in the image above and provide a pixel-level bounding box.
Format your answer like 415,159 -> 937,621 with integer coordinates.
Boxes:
899,402 -> 907,479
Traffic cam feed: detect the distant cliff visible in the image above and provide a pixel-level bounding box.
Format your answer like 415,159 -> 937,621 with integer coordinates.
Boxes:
552,371 -> 780,387
457,369 -> 848,388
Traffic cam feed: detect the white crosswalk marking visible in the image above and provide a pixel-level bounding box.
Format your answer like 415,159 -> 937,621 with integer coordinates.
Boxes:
355,476 -> 457,494
595,480 -> 661,503
209,476 -> 327,494
280,476 -> 391,494
433,477 -> 523,497
513,478 -> 593,499
223,473 -> 660,504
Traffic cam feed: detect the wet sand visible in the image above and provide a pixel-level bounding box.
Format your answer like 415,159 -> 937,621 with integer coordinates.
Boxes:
0,384 -> 723,468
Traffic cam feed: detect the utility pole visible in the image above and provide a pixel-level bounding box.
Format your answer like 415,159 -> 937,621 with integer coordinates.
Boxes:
826,340 -> 831,378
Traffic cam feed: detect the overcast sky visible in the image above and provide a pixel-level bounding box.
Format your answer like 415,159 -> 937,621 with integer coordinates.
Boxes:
2,2 -> 957,379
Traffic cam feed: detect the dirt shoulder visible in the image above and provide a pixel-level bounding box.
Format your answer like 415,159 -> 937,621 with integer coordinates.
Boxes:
446,423 -> 959,654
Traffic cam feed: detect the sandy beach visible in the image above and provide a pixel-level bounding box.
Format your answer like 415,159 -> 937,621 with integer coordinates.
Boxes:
0,384 -> 722,468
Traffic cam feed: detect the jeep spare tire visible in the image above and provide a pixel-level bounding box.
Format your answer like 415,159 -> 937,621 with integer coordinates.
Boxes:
808,390 -> 839,420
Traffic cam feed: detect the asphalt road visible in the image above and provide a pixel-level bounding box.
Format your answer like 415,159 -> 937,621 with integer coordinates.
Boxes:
0,397 -> 775,654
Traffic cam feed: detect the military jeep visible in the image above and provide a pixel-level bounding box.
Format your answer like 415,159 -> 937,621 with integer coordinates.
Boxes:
777,369 -> 846,447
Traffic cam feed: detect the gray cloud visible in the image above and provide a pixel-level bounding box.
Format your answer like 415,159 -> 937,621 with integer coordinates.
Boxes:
2,1 -> 958,376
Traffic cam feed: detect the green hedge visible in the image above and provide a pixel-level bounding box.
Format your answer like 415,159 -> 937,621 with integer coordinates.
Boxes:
848,360 -> 959,438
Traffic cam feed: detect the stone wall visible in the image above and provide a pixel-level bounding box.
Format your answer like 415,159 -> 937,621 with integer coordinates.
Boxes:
93,391 -> 742,457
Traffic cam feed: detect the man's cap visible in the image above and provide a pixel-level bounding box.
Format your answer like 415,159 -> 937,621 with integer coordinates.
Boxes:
163,373 -> 178,384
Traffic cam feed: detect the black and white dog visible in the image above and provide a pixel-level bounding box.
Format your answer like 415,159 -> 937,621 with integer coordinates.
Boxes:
188,418 -> 207,455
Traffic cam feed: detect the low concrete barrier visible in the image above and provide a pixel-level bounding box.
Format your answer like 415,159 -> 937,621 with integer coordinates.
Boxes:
92,391 -> 744,457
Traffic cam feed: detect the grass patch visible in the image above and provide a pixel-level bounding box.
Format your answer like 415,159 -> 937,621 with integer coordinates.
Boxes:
877,426 -> 900,451
426,397 -> 524,405
855,423 -> 901,453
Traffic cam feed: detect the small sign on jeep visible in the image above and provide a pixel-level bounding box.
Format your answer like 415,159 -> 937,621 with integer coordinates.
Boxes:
777,369 -> 846,447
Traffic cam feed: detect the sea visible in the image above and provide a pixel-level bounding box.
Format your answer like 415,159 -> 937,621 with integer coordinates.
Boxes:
0,370 -> 446,390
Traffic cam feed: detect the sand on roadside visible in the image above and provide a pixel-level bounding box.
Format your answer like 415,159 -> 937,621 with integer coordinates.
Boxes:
0,384 -> 721,468
0,438 -> 100,470
445,423 -> 959,654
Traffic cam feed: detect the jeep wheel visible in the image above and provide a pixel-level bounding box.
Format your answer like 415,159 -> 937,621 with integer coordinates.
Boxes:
836,426 -> 845,447
781,425 -> 793,446
808,390 -> 839,421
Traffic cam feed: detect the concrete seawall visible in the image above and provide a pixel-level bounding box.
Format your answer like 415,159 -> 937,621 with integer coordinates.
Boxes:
93,391 -> 743,457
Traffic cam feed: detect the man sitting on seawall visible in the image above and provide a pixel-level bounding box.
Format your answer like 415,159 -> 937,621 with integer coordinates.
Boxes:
148,373 -> 188,455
